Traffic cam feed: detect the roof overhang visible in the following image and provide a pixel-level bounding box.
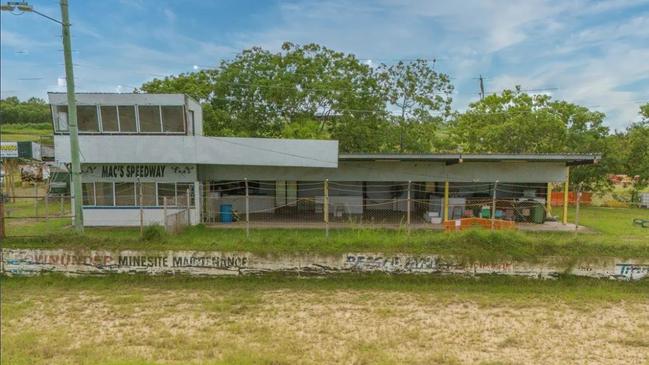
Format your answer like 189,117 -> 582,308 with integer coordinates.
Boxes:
55,135 -> 338,168
339,153 -> 601,166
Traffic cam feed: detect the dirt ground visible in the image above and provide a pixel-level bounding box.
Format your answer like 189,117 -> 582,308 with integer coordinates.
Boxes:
2,283 -> 649,365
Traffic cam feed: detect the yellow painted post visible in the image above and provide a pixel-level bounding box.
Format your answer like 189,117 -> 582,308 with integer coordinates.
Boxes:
443,180 -> 449,222
562,167 -> 570,225
546,183 -> 552,215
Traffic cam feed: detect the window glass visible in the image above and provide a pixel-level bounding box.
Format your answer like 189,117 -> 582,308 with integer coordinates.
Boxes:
54,105 -> 68,132
137,182 -> 157,206
161,106 -> 185,133
115,183 -> 135,206
95,182 -> 114,206
158,183 -> 176,206
77,105 -> 99,132
138,105 -> 161,132
100,106 -> 119,132
118,106 -> 137,132
176,183 -> 195,207
82,183 -> 95,205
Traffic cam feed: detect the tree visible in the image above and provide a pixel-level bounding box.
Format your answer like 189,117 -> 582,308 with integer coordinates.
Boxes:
610,102 -> 649,201
140,43 -> 390,151
138,70 -> 218,103
378,60 -> 453,152
449,88 -> 611,189
0,97 -> 51,125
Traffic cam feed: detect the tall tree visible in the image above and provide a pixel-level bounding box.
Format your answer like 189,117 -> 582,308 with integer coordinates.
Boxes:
378,59 -> 453,152
140,42 -> 389,151
611,102 -> 649,200
450,88 -> 611,189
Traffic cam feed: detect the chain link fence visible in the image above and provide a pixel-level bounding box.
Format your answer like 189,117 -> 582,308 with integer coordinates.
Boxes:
4,178 -> 644,238
200,180 -> 573,236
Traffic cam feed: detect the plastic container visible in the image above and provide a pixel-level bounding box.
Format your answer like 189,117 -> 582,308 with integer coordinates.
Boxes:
220,204 -> 233,223
480,206 -> 491,218
530,203 -> 545,224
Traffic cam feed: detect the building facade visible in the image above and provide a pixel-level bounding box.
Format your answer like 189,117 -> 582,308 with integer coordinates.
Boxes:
49,93 -> 599,227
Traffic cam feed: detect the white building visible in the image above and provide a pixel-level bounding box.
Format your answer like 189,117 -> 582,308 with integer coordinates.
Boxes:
49,93 -> 599,227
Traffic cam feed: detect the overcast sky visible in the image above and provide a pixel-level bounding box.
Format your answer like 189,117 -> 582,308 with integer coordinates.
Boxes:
1,0 -> 648,130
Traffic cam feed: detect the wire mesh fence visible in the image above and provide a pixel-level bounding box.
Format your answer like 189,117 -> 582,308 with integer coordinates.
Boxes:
1,193 -> 74,238
199,180 -> 568,236
4,178 -> 644,239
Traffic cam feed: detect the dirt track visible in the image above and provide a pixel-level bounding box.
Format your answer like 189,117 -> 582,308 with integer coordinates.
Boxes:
2,286 -> 648,364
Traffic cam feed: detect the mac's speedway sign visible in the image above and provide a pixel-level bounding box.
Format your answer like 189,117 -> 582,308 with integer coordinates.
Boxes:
1,249 -> 648,280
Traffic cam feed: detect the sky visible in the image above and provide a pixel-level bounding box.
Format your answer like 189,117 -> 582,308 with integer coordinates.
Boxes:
1,0 -> 648,130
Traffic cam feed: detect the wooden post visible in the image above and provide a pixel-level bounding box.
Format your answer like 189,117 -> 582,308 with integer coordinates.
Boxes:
407,181 -> 411,232
163,196 -> 168,232
324,179 -> 329,237
546,182 -> 552,216
60,193 -> 64,216
245,178 -> 250,238
186,188 -> 191,226
0,194 -> 5,240
45,193 -> 49,221
491,181 -> 498,230
139,181 -> 144,236
33,184 -> 38,218
575,183 -> 581,235
443,180 -> 449,222
562,167 -> 570,225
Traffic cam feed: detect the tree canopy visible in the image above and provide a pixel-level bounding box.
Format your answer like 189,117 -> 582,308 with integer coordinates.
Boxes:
0,96 -> 51,125
136,44 -> 649,192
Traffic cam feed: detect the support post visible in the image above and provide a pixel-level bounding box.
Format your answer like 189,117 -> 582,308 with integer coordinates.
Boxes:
61,0 -> 84,232
562,167 -> 570,225
45,193 -> 49,221
324,179 -> 329,237
163,196 -> 168,232
60,193 -> 64,216
33,184 -> 38,218
491,180 -> 498,230
0,194 -> 5,240
575,183 -> 582,235
546,182 -> 553,216
186,188 -> 191,226
443,180 -> 449,222
407,181 -> 411,232
245,178 -> 250,238
138,181 -> 143,236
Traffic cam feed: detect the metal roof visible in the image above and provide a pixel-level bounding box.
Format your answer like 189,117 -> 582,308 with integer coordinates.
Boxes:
339,153 -> 601,165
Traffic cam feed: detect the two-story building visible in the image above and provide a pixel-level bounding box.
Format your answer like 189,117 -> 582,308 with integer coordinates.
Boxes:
49,92 -> 599,228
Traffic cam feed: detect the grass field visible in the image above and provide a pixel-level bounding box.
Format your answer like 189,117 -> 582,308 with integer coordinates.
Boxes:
0,122 -> 52,142
2,274 -> 648,365
5,205 -> 649,261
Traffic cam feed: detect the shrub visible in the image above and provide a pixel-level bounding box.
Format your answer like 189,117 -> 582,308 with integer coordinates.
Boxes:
141,224 -> 166,242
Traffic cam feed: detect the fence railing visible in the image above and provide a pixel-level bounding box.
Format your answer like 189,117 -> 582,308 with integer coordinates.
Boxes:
200,180 -> 579,237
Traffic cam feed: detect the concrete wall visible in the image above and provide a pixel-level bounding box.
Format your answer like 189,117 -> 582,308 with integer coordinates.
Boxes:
199,161 -> 568,183
186,96 -> 203,136
83,207 -> 200,226
2,249 -> 648,280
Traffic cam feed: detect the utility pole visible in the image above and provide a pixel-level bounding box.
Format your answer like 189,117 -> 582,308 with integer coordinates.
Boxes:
1,1 -> 84,232
479,75 -> 485,100
61,0 -> 84,232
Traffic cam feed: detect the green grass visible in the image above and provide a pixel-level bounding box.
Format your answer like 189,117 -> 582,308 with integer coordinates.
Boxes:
0,122 -> 52,142
3,273 -> 648,305
4,205 -> 648,260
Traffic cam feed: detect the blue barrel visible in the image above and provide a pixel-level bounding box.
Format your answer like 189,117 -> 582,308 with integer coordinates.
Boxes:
220,204 -> 233,223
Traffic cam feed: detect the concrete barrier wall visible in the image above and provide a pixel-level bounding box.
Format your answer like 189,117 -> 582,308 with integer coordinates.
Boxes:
1,248 -> 648,280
